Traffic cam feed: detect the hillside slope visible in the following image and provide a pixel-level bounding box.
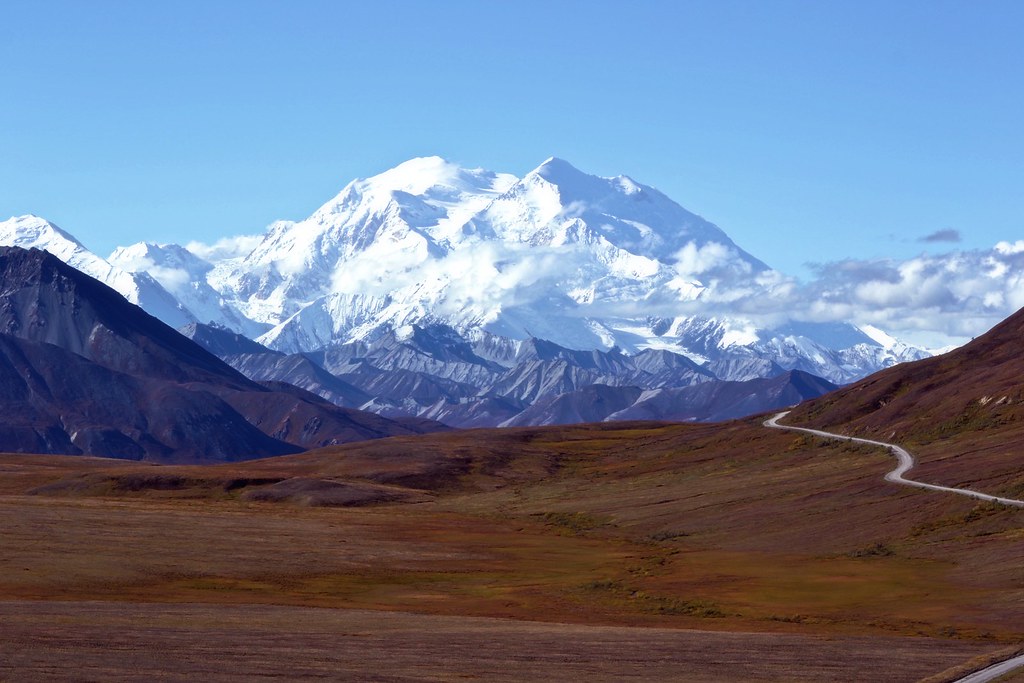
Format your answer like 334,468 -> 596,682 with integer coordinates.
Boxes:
788,305 -> 1024,498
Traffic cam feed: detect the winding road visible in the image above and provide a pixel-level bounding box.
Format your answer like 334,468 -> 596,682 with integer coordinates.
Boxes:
765,411 -> 1024,683
764,411 -> 1024,508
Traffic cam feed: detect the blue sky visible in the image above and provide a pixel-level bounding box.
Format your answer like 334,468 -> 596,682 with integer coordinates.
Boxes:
2,0 -> 1021,279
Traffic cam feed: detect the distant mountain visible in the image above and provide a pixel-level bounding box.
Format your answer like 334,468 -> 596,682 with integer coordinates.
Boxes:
500,384 -> 645,427
0,247 -> 444,462
226,352 -> 372,409
110,242 -> 265,338
606,370 -> 838,423
498,370 -> 836,427
3,156 -> 931,438
233,155 -> 774,356
181,320 -> 835,428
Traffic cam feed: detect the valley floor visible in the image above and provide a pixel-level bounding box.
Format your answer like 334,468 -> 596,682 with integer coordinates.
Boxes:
1,417 -> 1021,681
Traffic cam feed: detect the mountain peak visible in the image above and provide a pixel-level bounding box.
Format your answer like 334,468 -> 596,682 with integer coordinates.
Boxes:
0,215 -> 88,252
359,156 -> 504,196
381,155 -> 459,180
523,158 -> 651,205
312,156 -> 516,222
530,156 -> 589,184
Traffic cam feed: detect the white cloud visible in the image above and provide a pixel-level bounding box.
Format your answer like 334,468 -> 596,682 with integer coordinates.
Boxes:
995,240 -> 1024,255
673,241 -> 742,277
186,234 -> 262,262
278,230 -> 1024,350
147,265 -> 192,290
776,244 -> 1024,345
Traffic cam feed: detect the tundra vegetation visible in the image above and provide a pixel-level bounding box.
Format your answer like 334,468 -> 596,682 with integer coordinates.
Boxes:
1,415 -> 1020,681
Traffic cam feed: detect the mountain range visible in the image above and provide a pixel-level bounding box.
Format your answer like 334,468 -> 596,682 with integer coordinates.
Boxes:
2,157 -> 927,379
5,161 -> 1023,678
185,320 -> 837,428
0,156 -> 933,433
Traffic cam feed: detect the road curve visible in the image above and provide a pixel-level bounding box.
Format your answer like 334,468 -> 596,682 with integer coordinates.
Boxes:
952,652 -> 1024,683
764,411 -> 1024,508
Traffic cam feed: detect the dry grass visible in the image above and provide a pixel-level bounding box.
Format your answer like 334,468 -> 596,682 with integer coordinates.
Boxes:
0,417 -> 1021,680
0,601 -> 995,683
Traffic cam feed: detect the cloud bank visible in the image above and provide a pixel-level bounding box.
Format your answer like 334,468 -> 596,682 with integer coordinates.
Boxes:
919,228 -> 962,243
169,224 -> 1024,352
701,244 -> 1024,348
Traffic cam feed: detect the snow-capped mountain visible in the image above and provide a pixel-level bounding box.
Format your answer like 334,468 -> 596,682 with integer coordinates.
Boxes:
4,156 -> 930,386
204,155 -> 788,362
208,156 -> 519,327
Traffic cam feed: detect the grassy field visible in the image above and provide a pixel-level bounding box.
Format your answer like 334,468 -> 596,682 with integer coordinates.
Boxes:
1,417 -> 1021,680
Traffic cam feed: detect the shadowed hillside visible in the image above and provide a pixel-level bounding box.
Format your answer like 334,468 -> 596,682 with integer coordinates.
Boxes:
0,247 -> 445,462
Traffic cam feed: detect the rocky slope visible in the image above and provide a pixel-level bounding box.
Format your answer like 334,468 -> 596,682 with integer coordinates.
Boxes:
181,320 -> 837,428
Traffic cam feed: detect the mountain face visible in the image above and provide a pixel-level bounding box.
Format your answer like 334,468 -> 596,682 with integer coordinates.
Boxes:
0,215 -> 193,329
109,241 -> 266,339
0,247 -> 445,463
178,321 -> 280,358
0,333 -> 294,461
604,370 -> 839,423
233,156 -> 775,356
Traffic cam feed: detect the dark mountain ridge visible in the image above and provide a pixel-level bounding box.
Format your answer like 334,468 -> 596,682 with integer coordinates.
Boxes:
0,247 -> 444,462
0,248 -> 248,387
